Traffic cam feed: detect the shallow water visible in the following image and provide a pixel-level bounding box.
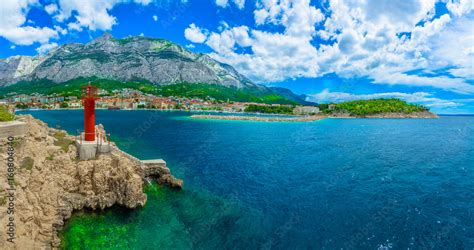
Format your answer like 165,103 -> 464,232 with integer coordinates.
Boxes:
21,110 -> 474,249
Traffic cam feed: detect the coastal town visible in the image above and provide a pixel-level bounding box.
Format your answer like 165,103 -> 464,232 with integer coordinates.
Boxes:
0,88 -> 321,115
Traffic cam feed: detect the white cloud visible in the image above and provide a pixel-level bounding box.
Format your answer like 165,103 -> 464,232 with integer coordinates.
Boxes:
233,0 -> 245,9
134,0 -> 152,5
206,30 -> 235,54
254,0 -> 324,37
67,22 -> 83,32
36,42 -> 58,54
307,89 -> 459,108
215,0 -> 228,8
10,45 -> 16,49
44,4 -> 58,15
54,25 -> 68,35
231,26 -> 252,47
428,14 -> 474,79
0,0 -> 59,45
194,0 -> 474,95
312,0 -> 474,94
54,0 -> 118,31
215,0 -> 245,9
152,15 -> 158,22
184,23 -> 207,43
53,0 -> 152,32
371,71 -> 474,94
204,0 -> 324,82
0,26 -> 58,46
446,0 -> 474,17
204,25 -> 252,54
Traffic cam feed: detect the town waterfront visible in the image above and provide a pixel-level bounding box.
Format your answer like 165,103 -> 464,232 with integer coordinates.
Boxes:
20,110 -> 474,249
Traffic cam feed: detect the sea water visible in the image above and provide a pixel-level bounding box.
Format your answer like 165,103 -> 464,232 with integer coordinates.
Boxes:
20,110 -> 474,249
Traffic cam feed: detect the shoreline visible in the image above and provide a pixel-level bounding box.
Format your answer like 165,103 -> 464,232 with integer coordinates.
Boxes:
190,111 -> 439,122
190,114 -> 327,122
327,111 -> 439,119
17,108 -> 441,118
0,115 -> 182,249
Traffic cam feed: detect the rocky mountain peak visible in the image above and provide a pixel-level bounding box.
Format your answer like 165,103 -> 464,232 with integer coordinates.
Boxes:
0,33 -> 256,89
87,32 -> 115,48
95,32 -> 113,42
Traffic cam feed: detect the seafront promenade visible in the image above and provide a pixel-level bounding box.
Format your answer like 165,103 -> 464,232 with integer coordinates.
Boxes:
190,114 -> 327,122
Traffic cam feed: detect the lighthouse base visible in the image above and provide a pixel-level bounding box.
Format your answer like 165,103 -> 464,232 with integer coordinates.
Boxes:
76,140 -> 112,160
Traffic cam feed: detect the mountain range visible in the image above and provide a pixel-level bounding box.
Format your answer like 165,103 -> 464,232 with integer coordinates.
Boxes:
0,33 -> 312,105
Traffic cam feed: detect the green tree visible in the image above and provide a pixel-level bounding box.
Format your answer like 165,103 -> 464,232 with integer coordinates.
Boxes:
15,103 -> 28,109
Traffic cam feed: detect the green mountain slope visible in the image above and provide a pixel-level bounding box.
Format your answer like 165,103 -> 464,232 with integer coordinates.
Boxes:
0,78 -> 296,104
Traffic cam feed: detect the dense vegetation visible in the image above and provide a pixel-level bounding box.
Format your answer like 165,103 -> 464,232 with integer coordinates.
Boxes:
321,99 -> 428,116
244,104 -> 295,114
0,78 -> 156,97
155,83 -> 295,104
0,105 -> 14,121
0,77 -> 295,105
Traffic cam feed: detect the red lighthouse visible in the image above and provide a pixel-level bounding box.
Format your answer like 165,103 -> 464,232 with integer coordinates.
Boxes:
81,84 -> 99,141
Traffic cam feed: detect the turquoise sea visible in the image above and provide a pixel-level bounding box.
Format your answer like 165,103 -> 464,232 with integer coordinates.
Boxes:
20,110 -> 474,249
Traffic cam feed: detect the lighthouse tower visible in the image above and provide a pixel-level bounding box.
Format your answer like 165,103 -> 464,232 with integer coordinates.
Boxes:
82,84 -> 98,141
76,84 -> 111,160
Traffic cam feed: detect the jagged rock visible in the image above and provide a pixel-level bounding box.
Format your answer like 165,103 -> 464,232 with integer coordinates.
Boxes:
141,159 -> 183,189
0,115 -> 179,249
158,174 -> 184,189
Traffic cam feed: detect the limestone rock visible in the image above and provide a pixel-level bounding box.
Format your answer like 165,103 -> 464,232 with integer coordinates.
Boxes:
0,115 -> 179,249
0,33 -> 254,89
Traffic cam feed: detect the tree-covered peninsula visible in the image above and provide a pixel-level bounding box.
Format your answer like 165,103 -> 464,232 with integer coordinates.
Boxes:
320,99 -> 437,118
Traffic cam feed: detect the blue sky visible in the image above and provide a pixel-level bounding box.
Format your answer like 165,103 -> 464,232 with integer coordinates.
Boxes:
1,0 -> 473,114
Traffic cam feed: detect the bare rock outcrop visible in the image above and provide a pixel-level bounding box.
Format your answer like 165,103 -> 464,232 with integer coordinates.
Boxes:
141,160 -> 183,189
0,33 -> 255,89
0,115 -> 172,249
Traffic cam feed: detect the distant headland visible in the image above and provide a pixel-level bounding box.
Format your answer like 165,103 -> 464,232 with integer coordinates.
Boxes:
190,99 -> 438,121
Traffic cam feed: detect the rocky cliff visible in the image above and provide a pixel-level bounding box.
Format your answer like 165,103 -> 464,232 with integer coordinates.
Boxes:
0,115 -> 180,249
0,33 -> 255,89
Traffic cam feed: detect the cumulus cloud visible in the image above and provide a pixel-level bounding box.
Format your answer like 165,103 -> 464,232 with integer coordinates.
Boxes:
152,15 -> 158,22
0,0 -> 58,45
54,25 -> 68,35
233,0 -> 245,9
184,23 -> 207,43
215,0 -> 228,8
307,89 -> 459,108
54,0 -> 118,31
52,0 -> 153,32
36,42 -> 58,54
44,4 -> 58,15
204,26 -> 252,54
428,14 -> 474,79
204,0 -> 323,82
191,0 -> 474,95
215,0 -> 245,9
311,0 -> 474,94
67,22 -> 82,32
446,0 -> 474,17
